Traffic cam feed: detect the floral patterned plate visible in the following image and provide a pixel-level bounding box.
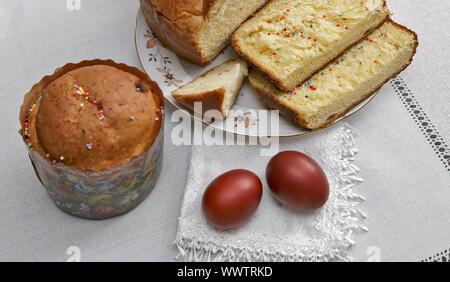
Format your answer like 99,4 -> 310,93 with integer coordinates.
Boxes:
134,8 -> 380,137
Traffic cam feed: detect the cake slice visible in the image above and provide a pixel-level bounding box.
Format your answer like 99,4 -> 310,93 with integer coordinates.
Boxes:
233,0 -> 390,91
172,59 -> 248,119
248,20 -> 418,129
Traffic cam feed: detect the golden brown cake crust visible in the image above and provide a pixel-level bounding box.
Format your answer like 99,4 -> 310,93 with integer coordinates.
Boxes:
20,61 -> 164,171
173,88 -> 226,117
140,0 -> 217,66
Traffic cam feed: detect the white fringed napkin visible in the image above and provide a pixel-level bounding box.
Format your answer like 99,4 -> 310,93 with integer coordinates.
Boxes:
175,124 -> 367,262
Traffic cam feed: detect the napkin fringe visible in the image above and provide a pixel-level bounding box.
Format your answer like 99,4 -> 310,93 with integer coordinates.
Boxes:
175,124 -> 365,262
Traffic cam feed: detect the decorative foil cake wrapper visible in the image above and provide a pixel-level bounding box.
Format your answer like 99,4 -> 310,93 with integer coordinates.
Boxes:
28,132 -> 163,220
20,60 -> 165,220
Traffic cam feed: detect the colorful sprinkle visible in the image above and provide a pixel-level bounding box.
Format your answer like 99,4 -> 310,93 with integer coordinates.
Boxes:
130,116 -> 135,121
74,84 -> 105,122
22,96 -> 42,152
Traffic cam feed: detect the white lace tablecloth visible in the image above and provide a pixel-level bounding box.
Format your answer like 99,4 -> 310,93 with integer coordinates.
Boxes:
0,0 -> 449,262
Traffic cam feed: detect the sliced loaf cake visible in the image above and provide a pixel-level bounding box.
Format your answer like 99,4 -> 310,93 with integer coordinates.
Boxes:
141,0 -> 267,65
233,0 -> 389,91
248,20 -> 418,129
172,59 -> 248,119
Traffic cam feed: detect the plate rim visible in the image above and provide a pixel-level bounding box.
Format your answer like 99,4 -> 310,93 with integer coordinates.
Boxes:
134,7 -> 382,138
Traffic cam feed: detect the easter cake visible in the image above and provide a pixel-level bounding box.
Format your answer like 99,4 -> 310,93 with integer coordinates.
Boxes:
140,0 -> 267,66
19,60 -> 165,219
172,58 -> 248,119
232,0 -> 390,91
248,20 -> 418,129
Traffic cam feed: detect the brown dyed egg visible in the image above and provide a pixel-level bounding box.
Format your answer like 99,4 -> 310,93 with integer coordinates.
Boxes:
202,169 -> 263,230
266,151 -> 329,211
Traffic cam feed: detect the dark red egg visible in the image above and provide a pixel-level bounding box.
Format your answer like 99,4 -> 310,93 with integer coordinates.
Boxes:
266,151 -> 329,211
202,169 -> 263,230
